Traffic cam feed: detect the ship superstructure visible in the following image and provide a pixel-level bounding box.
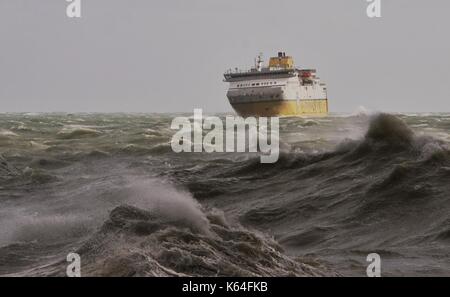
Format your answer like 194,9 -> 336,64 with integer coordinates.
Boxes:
224,52 -> 328,116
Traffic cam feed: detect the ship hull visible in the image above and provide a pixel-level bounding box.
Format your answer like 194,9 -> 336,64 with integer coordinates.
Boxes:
230,99 -> 328,117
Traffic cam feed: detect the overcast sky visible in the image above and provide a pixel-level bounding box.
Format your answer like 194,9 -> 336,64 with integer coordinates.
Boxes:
0,0 -> 449,113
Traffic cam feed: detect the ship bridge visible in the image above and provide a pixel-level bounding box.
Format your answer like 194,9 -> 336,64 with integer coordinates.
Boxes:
223,52 -> 297,82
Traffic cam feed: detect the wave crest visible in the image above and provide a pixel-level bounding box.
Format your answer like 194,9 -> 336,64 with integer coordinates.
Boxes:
67,204 -> 336,277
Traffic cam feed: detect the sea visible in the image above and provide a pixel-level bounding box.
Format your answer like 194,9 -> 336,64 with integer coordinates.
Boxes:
0,112 -> 449,276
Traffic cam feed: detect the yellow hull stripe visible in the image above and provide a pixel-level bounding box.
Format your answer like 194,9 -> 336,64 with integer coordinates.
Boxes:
231,99 -> 328,117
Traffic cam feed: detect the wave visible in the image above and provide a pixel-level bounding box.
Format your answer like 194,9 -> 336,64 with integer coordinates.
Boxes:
180,114 -> 450,276
6,179 -> 337,277
1,113 -> 448,276
0,154 -> 20,180
0,129 -> 18,138
29,141 -> 50,150
2,214 -> 92,245
118,143 -> 172,155
364,113 -> 414,147
64,204 -> 336,276
21,167 -> 60,184
57,126 -> 102,139
1,157 -> 60,184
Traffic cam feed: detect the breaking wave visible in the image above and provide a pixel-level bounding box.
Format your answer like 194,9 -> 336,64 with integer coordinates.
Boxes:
179,113 -> 450,275
68,204 -> 335,277
4,180 -> 336,276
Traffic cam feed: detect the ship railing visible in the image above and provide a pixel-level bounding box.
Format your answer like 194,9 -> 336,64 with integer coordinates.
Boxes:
224,68 -> 259,75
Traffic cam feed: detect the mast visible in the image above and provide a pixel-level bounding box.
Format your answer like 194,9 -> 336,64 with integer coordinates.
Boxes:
256,53 -> 263,72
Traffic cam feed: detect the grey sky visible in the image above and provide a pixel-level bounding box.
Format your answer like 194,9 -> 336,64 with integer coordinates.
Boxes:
0,0 -> 449,113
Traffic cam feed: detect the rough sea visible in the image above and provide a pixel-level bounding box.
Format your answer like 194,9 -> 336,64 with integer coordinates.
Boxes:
0,112 -> 449,276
